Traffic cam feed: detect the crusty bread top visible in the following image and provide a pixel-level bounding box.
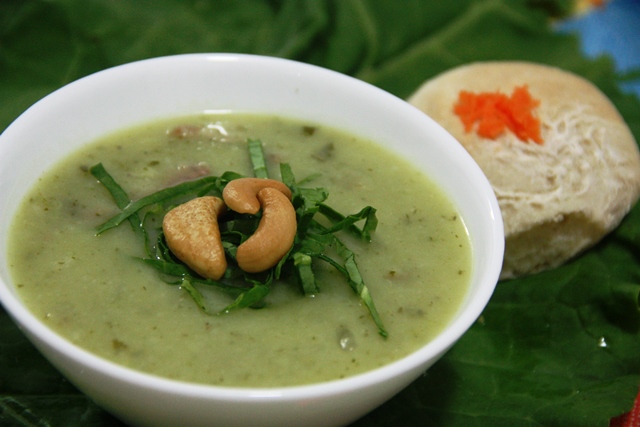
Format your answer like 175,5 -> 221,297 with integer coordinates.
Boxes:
408,61 -> 640,278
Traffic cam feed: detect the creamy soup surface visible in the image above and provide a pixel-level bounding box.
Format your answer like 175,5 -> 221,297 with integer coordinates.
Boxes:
9,113 -> 471,387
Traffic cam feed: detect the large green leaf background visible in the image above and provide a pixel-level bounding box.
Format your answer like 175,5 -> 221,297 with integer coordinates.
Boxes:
1,1 -> 639,426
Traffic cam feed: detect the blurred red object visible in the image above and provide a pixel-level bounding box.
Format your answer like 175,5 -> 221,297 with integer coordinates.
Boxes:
611,390 -> 640,427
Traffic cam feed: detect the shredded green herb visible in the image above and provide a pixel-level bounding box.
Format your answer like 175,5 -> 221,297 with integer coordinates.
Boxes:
248,138 -> 269,179
92,139 -> 387,337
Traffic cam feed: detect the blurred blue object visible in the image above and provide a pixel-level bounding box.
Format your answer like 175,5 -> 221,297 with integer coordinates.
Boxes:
556,0 -> 640,95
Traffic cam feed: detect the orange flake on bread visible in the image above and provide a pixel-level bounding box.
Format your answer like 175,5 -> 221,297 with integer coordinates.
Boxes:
454,85 -> 543,144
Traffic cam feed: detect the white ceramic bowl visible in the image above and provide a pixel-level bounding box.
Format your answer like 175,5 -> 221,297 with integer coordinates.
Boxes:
0,54 -> 504,427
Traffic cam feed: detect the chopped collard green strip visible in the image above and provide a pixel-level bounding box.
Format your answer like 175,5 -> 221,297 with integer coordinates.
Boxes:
92,138 -> 387,337
90,163 -> 143,237
248,138 -> 269,179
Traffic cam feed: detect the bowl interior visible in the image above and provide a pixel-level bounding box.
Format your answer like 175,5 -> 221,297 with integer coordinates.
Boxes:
0,54 -> 503,398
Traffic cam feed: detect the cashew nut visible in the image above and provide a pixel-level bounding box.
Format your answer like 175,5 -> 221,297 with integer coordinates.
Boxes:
162,196 -> 227,280
235,187 -> 297,273
222,178 -> 292,214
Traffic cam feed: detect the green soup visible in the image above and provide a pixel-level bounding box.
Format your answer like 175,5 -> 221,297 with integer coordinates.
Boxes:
8,113 -> 471,387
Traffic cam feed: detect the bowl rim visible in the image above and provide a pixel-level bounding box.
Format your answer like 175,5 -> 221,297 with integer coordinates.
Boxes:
0,53 -> 504,402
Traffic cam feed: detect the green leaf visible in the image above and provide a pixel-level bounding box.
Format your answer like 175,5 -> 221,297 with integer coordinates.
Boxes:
279,162 -> 296,187
2,0 -> 640,425
142,258 -> 191,278
297,231 -> 334,256
293,252 -> 319,294
89,163 -> 144,236
222,284 -> 270,312
317,204 -> 378,241
248,138 -> 269,179
95,175 -> 218,234
332,237 -> 387,338
180,279 -> 208,313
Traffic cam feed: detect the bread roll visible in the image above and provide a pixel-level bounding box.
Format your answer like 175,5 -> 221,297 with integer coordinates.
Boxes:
408,61 -> 640,279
